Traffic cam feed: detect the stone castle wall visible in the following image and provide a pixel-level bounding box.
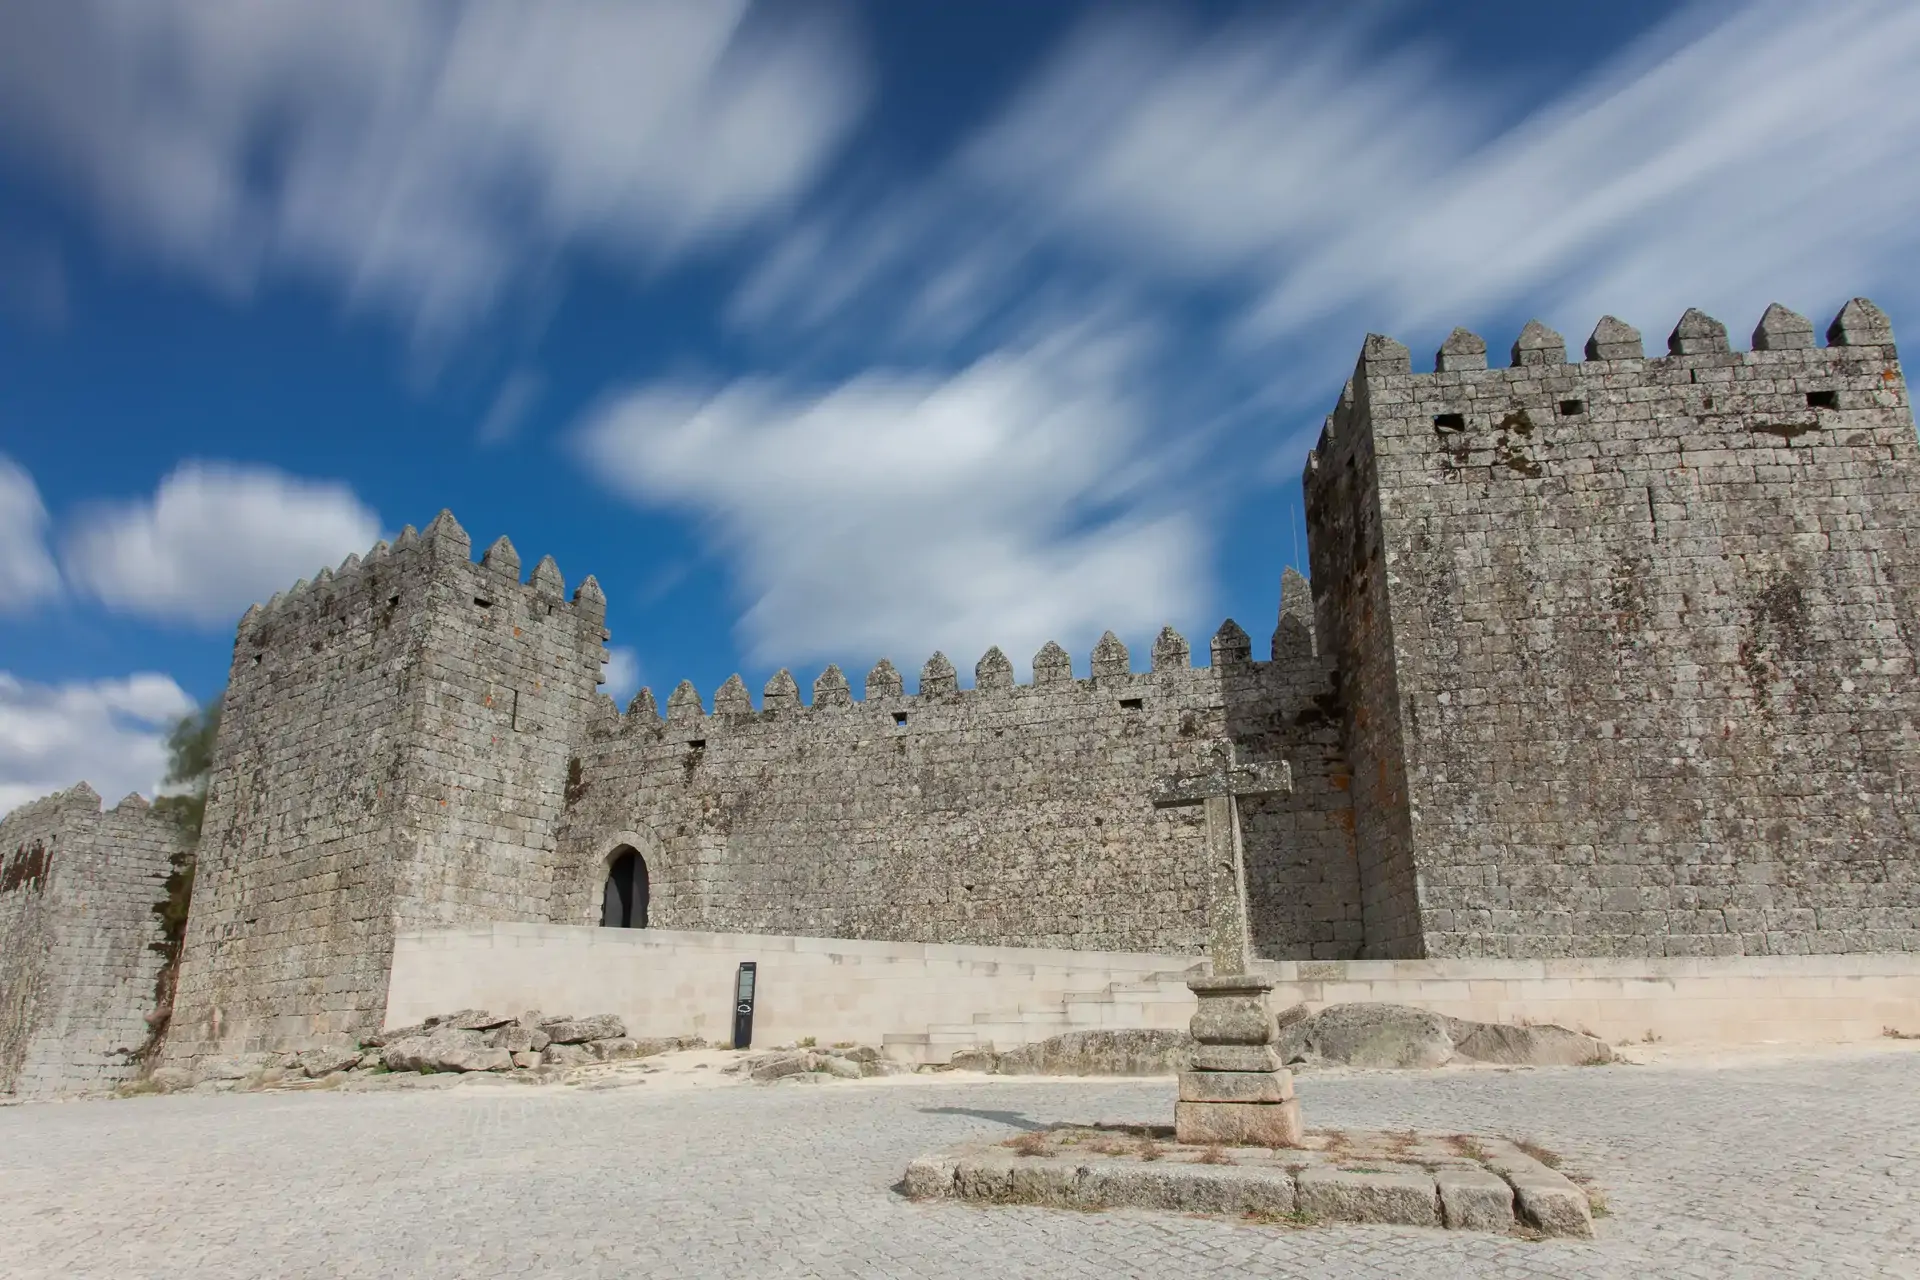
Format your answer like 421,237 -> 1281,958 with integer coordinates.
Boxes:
128,291 -> 1917,1075
0,785 -> 185,1098
165,513 -> 607,1060
554,598 -> 1362,961
1305,300 -> 1920,958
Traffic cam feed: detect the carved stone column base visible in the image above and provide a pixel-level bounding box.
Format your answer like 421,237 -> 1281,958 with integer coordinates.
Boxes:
1180,971 -> 1304,1146
1175,1097 -> 1304,1147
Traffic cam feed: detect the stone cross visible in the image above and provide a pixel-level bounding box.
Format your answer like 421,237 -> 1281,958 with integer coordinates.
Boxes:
1152,743 -> 1291,976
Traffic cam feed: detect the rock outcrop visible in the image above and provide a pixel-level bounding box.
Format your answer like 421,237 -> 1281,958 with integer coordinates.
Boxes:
1274,1004 -> 1613,1069
946,1009 -> 1611,1077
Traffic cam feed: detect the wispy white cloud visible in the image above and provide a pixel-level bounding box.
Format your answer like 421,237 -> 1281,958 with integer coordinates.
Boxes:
600,645 -> 642,702
61,462 -> 383,628
693,0 -> 1920,666
477,368 -> 544,447
738,1 -> 1920,369
0,455 -> 61,615
575,317 -> 1204,670
0,0 -> 868,339
969,0 -> 1920,353
0,671 -> 196,816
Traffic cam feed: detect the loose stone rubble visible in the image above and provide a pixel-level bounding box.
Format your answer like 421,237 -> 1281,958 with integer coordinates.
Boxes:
903,1126 -> 1597,1238
128,1011 -> 706,1093
731,1045 -> 916,1083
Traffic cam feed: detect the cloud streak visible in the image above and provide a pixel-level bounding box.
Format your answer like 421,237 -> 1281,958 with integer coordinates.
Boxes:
62,462 -> 383,628
0,0 -> 868,338
0,671 -> 196,816
740,1 -> 1920,366
0,455 -> 61,614
576,318 -> 1204,670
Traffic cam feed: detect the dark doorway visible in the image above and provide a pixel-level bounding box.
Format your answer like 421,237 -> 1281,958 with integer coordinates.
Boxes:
601,848 -> 648,928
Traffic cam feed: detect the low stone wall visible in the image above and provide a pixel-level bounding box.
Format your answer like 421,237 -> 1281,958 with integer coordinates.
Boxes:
1259,954 -> 1920,1047
384,924 -> 1191,1049
387,925 -> 1920,1059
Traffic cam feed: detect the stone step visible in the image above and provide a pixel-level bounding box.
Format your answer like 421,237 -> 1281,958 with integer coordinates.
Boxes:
1066,989 -> 1191,1006
983,1009 -> 1076,1024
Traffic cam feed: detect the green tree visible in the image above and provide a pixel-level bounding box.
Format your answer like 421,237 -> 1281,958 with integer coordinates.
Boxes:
152,693 -> 222,839
140,690 -> 222,1059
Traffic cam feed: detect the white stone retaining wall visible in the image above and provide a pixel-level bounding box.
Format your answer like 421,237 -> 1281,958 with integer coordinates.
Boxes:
386,924 -> 1920,1059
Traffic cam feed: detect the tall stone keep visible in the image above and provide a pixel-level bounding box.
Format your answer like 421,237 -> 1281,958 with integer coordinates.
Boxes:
1303,302 -> 1920,958
164,514 -> 609,1057
1,785 -> 188,1098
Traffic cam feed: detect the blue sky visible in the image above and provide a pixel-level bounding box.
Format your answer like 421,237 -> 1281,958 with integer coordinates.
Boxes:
2,0 -> 1917,812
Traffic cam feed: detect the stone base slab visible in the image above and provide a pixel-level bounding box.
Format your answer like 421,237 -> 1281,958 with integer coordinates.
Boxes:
902,1127 -> 1595,1238
1175,1098 -> 1303,1146
1178,1068 -> 1295,1103
1190,1043 -> 1283,1072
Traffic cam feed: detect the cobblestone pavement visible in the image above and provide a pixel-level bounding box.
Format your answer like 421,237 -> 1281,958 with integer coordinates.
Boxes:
2,1048 -> 1917,1279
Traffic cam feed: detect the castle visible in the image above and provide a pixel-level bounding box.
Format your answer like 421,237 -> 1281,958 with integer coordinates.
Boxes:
3,296 -> 1916,1094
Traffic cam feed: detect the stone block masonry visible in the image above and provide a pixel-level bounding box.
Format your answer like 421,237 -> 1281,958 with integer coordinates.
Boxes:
44,288 -> 1884,1081
0,784 -> 189,1098
552,612 -> 1360,960
164,512 -> 609,1063
1304,299 -> 1920,958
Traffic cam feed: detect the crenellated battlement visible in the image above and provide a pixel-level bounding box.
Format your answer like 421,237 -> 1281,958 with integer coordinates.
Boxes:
1297,292 -> 1920,961
236,509 -> 606,644
145,284 -> 1918,1084
1304,298 -> 1903,482
596,592 -> 1325,744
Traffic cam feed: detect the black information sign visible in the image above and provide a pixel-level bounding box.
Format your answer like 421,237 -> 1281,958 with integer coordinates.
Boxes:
732,961 -> 757,1050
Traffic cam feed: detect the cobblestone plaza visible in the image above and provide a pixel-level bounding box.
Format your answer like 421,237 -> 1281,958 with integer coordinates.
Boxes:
3,1048 -> 1915,1278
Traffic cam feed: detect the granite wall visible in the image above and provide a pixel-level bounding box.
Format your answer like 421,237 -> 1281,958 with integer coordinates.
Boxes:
1305,299 -> 1920,958
165,512 -> 607,1061
0,784 -> 185,1098
554,587 -> 1363,962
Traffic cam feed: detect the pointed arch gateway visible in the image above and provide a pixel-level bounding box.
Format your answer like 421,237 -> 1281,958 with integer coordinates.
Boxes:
600,846 -> 649,928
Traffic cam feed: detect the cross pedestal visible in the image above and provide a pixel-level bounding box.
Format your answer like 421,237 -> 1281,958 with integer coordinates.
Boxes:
1152,744 -> 1302,1146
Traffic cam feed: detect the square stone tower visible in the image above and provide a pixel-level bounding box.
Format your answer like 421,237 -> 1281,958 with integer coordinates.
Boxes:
1304,300 -> 1920,959
1,785 -> 188,1098
164,513 -> 609,1060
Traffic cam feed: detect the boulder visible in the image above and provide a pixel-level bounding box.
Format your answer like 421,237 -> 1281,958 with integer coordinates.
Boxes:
356,1051 -> 384,1071
818,1055 -> 863,1080
629,1036 -> 695,1058
749,1051 -> 812,1082
146,1067 -> 197,1093
947,1048 -> 1000,1073
860,1059 -> 913,1078
582,1037 -> 643,1063
485,1024 -> 551,1054
829,1045 -> 880,1064
993,1029 -> 1193,1077
542,1043 -> 591,1068
1446,1019 -> 1612,1066
360,1023 -> 427,1049
297,1046 -> 365,1078
540,1014 -> 626,1044
382,1028 -> 513,1073
196,1053 -> 276,1081
437,1009 -> 515,1031
1275,1003 -> 1613,1069
1283,1004 -> 1455,1069
511,1050 -> 543,1070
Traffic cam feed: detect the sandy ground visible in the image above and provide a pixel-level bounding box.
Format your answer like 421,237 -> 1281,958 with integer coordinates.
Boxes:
441,1034 -> 1920,1098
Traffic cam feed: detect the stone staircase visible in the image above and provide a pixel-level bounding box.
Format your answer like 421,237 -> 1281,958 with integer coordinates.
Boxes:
882,969 -> 1198,1065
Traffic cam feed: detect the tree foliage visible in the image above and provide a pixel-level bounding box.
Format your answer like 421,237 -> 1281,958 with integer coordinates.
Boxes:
152,693 -> 222,840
